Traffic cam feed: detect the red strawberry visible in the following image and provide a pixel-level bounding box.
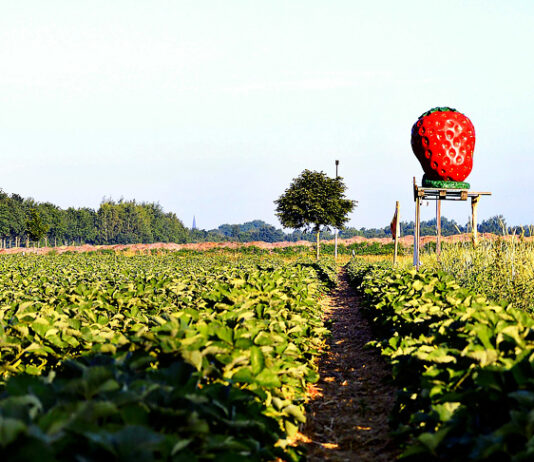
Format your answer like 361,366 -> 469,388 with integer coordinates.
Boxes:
411,107 -> 475,182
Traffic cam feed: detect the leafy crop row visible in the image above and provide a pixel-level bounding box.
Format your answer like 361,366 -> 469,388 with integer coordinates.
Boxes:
426,238 -> 534,312
150,241 -> 406,259
0,355 -> 282,461
0,253 -> 330,460
346,259 -> 534,461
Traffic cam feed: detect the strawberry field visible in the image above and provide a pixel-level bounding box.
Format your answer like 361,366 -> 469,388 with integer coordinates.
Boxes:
0,253 -> 333,460
4,246 -> 534,461
347,259 -> 534,461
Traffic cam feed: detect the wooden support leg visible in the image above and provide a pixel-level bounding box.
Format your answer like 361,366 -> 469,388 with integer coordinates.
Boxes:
436,199 -> 442,260
471,196 -> 480,248
414,197 -> 421,269
393,201 -> 399,266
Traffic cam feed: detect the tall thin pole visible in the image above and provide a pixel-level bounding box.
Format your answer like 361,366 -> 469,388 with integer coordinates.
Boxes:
334,160 -> 339,260
471,196 -> 479,248
414,197 -> 421,269
393,201 -> 400,266
436,199 -> 442,260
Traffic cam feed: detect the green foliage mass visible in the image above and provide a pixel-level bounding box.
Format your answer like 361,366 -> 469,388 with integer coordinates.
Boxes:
0,187 -> 529,248
0,356 -> 284,461
204,215 -> 524,243
26,208 -> 49,243
0,189 -> 188,247
0,253 -> 331,460
274,170 -> 356,233
274,169 -> 356,258
346,259 -> 534,461
426,237 -> 534,312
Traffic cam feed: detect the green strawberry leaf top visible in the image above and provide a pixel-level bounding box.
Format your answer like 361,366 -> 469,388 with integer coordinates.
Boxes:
419,106 -> 457,118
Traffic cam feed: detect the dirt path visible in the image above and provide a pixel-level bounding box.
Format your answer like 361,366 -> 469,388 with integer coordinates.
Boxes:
299,269 -> 398,461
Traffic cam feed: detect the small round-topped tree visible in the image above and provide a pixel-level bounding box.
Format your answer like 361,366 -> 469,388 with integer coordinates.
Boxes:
411,107 -> 475,189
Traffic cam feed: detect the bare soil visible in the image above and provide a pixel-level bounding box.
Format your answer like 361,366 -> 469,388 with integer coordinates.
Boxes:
298,269 -> 399,461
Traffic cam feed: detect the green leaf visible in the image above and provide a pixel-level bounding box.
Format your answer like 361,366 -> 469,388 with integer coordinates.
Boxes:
181,350 -> 203,371
284,419 -> 299,438
471,324 -> 494,350
498,325 -> 525,348
0,395 -> 43,421
417,428 -> 450,454
250,346 -> 265,375
0,416 -> 27,447
215,326 -> 233,344
254,368 -> 281,388
253,331 -> 273,346
432,402 -> 461,422
283,404 -> 306,423
231,367 -> 255,384
171,438 -> 193,454
412,280 -> 424,291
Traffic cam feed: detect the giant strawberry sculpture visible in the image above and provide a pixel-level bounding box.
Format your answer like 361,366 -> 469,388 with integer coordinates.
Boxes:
411,107 -> 475,188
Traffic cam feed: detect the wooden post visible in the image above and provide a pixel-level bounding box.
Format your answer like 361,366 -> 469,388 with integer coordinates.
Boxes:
414,197 -> 421,269
436,198 -> 442,260
393,201 -> 400,266
471,195 -> 480,247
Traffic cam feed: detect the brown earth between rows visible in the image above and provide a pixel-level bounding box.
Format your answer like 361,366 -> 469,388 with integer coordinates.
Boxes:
297,269 -> 398,461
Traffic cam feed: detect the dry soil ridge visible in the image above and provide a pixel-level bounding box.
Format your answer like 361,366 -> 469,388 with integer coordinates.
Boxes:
298,269 -> 398,462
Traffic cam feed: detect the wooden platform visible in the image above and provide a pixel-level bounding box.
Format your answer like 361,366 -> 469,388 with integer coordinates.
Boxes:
413,180 -> 491,202
412,177 -> 492,268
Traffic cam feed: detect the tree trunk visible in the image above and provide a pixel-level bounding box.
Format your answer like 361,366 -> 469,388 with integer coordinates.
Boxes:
316,230 -> 320,260
26,237 -> 29,248
54,236 -> 57,247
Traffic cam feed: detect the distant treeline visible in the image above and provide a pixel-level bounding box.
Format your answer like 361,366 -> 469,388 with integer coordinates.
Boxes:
0,190 -> 188,247
0,188 -> 527,248
203,215 -> 526,243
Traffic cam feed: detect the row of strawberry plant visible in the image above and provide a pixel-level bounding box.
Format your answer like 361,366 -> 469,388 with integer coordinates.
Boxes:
346,259 -> 534,461
0,253 -> 330,460
0,354 -> 284,461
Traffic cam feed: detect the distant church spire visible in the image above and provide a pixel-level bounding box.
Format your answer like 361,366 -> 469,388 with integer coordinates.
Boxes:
192,216 -> 197,230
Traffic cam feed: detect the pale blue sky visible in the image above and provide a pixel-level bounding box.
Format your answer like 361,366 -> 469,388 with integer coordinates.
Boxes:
1,1 -> 533,230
